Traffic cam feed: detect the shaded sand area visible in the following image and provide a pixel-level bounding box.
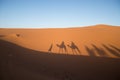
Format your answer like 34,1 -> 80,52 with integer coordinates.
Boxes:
0,39 -> 120,80
0,24 -> 120,58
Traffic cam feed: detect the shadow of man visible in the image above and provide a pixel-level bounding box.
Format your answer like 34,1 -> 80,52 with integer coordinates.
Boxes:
48,44 -> 53,52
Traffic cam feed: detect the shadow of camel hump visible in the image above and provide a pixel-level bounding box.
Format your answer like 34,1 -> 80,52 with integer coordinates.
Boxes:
84,45 -> 96,57
102,44 -> 120,57
91,44 -> 109,57
56,41 -> 68,54
67,41 -> 81,55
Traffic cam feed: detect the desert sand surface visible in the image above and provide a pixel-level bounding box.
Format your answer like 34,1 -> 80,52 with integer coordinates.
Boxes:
0,24 -> 120,80
0,39 -> 120,80
0,24 -> 120,58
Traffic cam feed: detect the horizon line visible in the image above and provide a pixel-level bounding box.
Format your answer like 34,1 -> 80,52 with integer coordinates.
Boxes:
0,24 -> 120,29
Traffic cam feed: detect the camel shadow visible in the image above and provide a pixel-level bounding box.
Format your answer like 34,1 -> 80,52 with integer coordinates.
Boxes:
102,44 -> 120,57
56,41 -> 68,54
67,42 -> 81,55
84,45 -> 96,57
91,44 -> 108,57
109,44 -> 120,53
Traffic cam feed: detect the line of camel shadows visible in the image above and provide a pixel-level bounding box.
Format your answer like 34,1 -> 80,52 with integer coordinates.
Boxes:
48,41 -> 80,55
48,41 -> 120,57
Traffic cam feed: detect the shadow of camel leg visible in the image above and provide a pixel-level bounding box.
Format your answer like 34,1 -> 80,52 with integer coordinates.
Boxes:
61,49 -> 63,54
75,49 -> 77,55
66,51 -> 68,55
77,49 -> 81,55
72,49 -> 74,55
59,48 -> 61,53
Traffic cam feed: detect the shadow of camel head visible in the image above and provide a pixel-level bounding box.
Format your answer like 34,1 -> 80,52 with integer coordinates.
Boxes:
16,34 -> 20,37
67,45 -> 70,47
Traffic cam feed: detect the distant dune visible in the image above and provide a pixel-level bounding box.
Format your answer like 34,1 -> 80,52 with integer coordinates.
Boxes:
0,24 -> 120,58
0,39 -> 120,80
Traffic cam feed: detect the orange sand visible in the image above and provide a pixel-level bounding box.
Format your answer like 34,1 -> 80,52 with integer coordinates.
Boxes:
0,24 -> 120,58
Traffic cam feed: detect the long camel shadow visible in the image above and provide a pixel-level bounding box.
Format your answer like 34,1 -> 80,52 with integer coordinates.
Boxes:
102,44 -> 120,57
67,41 -> 81,55
56,41 -> 68,54
84,45 -> 96,57
91,44 -> 108,57
109,44 -> 120,53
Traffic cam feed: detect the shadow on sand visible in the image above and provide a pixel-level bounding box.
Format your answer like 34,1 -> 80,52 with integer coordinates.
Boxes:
109,44 -> 120,53
91,44 -> 109,57
102,44 -> 120,57
56,41 -> 68,54
67,41 -> 81,55
84,45 -> 96,57
48,44 -> 53,52
0,39 -> 120,80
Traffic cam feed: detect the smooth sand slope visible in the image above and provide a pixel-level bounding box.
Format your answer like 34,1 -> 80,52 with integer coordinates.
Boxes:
0,40 -> 120,80
0,24 -> 120,58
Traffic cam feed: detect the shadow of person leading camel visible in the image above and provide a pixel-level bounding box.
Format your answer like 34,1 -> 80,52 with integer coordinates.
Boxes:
56,41 -> 68,54
48,44 -> 53,52
48,41 -> 120,58
67,41 -> 81,55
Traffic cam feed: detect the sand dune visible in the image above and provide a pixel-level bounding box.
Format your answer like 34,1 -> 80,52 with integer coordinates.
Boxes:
0,24 -> 120,58
0,24 -> 120,80
0,34 -> 33,49
0,39 -> 120,80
